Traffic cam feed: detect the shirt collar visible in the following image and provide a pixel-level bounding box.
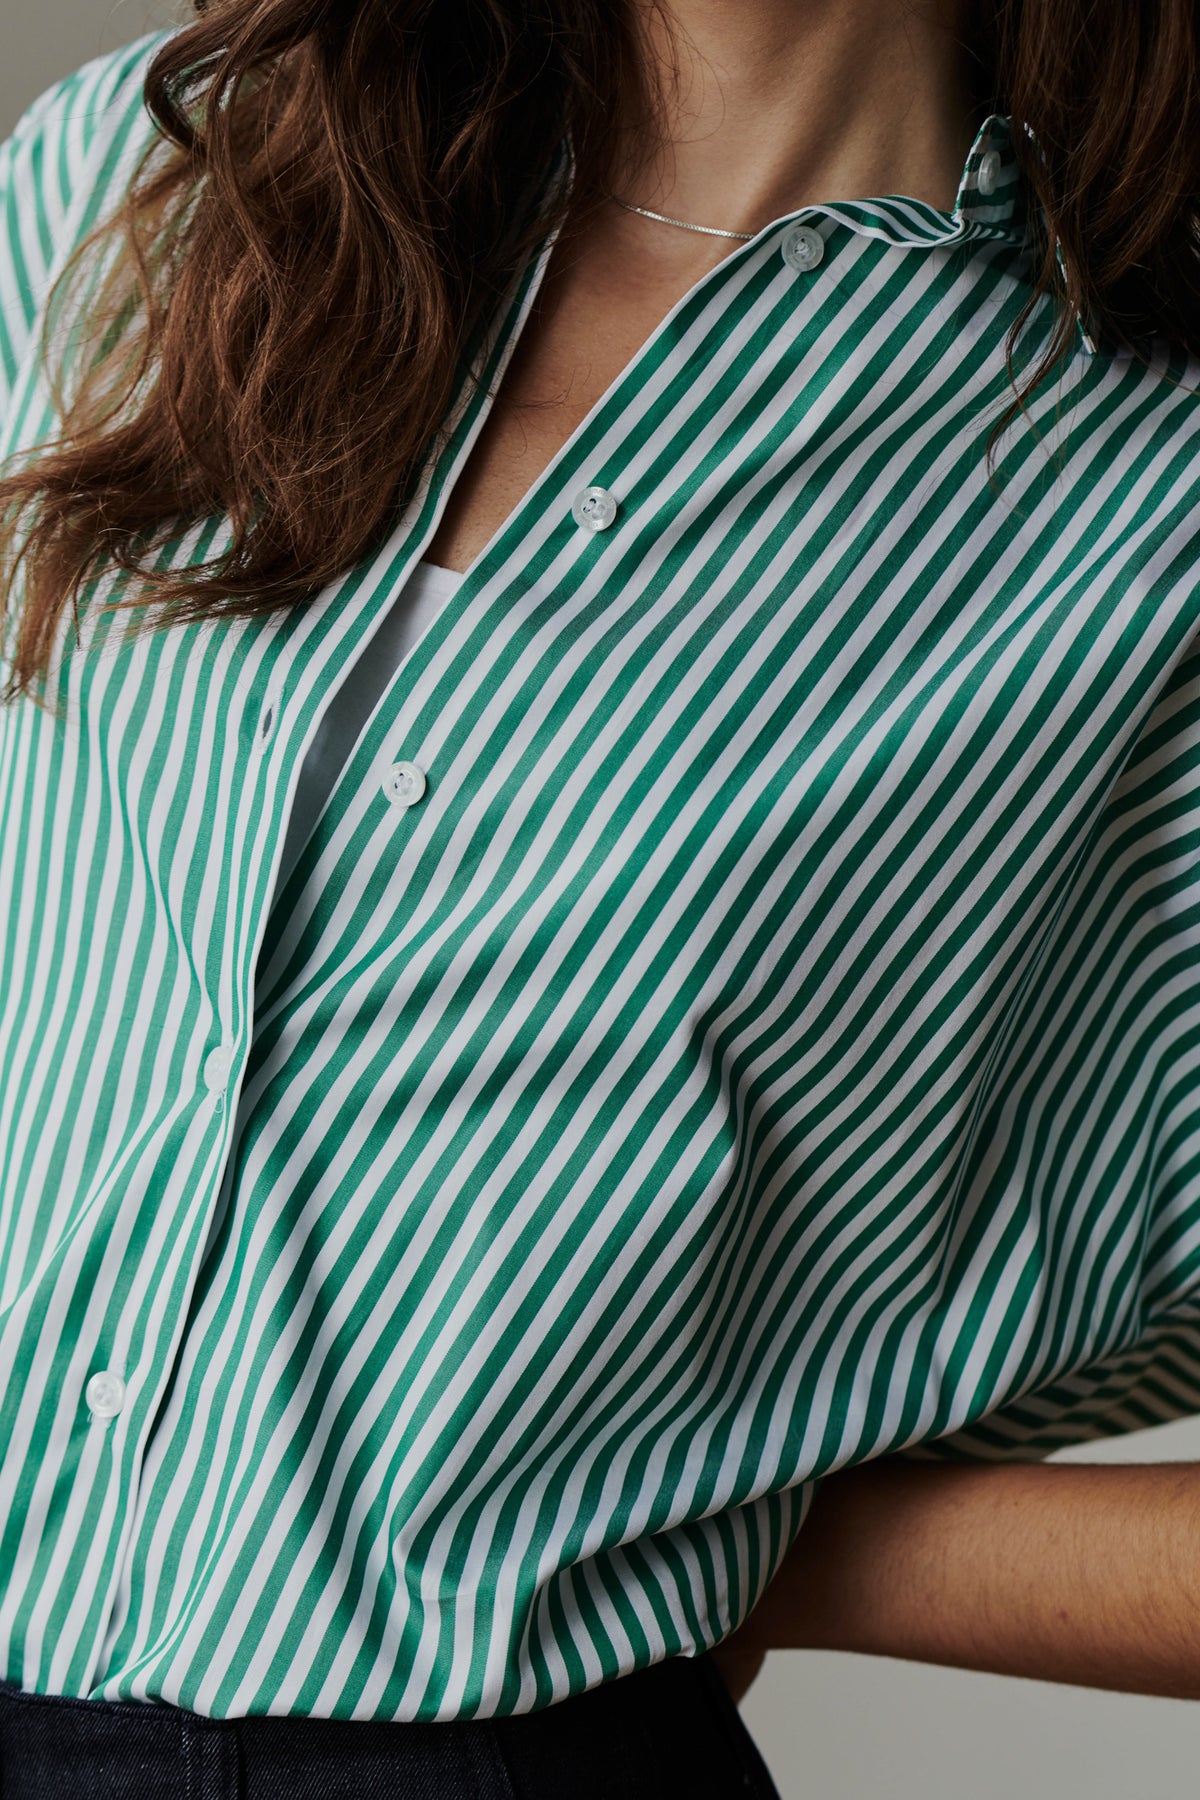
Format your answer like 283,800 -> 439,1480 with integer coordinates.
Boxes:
809,112 -> 1097,360
964,113 -> 1098,360
553,113 -> 1098,360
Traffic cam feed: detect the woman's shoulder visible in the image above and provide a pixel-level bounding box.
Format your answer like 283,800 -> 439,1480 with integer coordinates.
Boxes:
2,28 -> 179,201
0,28 -> 180,405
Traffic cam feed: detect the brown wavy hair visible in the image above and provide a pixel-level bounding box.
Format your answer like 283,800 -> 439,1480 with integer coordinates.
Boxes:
1,0 -> 1198,717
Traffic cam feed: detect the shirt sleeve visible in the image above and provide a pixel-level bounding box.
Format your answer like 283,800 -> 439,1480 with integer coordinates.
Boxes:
896,1295 -> 1200,1464
880,631 -> 1200,1470
0,33 -> 174,428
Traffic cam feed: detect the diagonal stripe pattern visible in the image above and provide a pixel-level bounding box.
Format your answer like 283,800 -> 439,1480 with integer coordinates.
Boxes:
1,28 -> 1200,1722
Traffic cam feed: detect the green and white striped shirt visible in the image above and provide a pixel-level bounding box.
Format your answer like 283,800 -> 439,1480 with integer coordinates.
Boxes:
4,28 -> 1200,1723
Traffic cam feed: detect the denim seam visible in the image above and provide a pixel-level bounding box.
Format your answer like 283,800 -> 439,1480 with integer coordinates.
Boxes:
182,1719 -> 198,1800
468,1721 -> 519,1800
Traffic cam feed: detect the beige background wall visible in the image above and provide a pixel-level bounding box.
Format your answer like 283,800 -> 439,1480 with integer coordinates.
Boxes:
6,11 -> 1200,1793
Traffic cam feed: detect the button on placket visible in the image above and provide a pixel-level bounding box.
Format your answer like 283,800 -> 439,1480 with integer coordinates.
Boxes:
781,224 -> 826,273
204,1041 -> 234,1109
85,1370 -> 125,1421
383,760 -> 427,809
571,486 -> 618,533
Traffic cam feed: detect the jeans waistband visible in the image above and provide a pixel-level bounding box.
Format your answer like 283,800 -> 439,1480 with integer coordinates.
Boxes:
0,1651 -> 782,1799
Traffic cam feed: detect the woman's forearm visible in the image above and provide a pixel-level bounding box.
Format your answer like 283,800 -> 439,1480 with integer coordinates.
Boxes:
732,1456 -> 1200,1700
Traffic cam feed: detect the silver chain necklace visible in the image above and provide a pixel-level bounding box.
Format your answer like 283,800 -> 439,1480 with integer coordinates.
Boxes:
603,191 -> 754,242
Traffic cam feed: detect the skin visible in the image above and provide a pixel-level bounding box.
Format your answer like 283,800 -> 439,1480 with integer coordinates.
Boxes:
607,0 -> 986,236
427,10 -> 1200,1715
425,0 -> 986,577
709,1455 -> 1200,1706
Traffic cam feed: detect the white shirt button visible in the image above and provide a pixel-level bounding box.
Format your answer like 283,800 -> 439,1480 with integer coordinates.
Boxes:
571,486 -> 618,533
85,1370 -> 125,1419
203,1044 -> 233,1092
976,149 -> 1002,196
781,224 -> 826,272
383,760 -> 427,808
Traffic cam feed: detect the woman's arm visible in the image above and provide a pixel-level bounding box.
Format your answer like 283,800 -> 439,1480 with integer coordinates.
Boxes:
710,1455 -> 1200,1704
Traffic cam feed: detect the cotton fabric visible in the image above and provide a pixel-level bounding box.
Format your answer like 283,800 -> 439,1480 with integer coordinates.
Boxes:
4,28 -> 1200,1725
270,560 -> 464,914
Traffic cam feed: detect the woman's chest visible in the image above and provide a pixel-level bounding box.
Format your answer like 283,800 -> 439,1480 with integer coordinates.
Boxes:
421,379 -> 600,577
423,236 -> 722,577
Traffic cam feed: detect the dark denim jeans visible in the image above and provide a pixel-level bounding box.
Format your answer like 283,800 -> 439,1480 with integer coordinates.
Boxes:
0,1651 -> 782,1798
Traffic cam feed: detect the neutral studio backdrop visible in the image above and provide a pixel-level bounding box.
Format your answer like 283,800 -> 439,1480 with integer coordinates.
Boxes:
6,9 -> 1200,1794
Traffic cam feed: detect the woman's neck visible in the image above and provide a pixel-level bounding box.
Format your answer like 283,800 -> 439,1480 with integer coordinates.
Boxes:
610,0 -> 987,239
